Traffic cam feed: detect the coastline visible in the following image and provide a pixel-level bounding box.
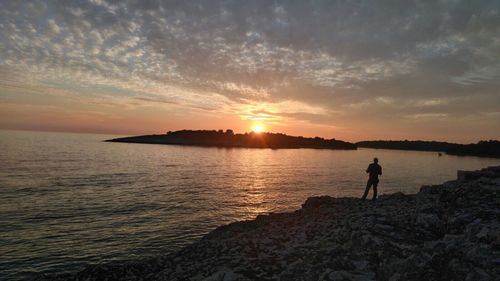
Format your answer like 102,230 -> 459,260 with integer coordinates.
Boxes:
105,130 -> 499,158
105,130 -> 357,150
35,166 -> 500,281
357,140 -> 500,158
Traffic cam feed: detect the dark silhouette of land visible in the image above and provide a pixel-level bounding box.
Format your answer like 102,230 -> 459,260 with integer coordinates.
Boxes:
106,130 -> 499,157
356,140 -> 500,158
106,129 -> 357,150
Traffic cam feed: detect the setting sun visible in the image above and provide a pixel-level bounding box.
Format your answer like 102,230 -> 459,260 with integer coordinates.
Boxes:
253,125 -> 264,133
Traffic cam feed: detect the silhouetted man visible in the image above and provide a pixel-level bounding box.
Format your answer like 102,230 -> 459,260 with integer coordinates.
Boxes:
362,158 -> 382,200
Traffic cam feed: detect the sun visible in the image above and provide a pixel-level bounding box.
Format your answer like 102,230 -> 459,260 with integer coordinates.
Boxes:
252,125 -> 264,133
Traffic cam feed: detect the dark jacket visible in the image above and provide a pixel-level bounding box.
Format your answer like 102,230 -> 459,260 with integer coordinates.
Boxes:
366,163 -> 382,180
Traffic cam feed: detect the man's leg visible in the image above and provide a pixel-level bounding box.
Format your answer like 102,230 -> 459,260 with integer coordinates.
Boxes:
362,180 -> 371,200
372,181 -> 378,200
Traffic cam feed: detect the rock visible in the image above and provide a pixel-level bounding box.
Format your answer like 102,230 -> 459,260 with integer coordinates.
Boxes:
302,196 -> 337,210
328,270 -> 354,280
388,273 -> 401,281
416,213 -> 441,230
476,226 -> 489,239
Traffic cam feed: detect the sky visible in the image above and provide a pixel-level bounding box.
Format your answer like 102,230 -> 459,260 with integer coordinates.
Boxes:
0,0 -> 499,143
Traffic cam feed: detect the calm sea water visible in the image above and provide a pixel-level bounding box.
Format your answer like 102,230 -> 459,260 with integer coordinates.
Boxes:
1,130 -> 499,280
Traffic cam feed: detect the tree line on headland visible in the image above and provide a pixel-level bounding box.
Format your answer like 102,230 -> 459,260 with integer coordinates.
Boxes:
106,130 -> 500,158
107,129 -> 357,150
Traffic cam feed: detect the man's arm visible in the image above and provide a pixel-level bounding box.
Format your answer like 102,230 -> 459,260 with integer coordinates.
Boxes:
379,166 -> 382,175
366,164 -> 371,173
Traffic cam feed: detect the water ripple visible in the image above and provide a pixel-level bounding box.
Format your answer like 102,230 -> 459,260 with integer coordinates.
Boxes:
1,130 -> 499,280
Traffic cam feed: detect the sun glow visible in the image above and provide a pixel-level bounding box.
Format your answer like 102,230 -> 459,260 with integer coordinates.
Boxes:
252,125 -> 264,133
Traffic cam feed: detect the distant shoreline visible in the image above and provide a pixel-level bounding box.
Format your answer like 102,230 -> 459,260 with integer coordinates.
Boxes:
356,140 -> 500,158
105,129 -> 358,150
105,129 -> 500,158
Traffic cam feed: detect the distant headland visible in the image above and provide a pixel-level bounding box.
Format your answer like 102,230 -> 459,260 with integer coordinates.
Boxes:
356,140 -> 500,158
106,130 -> 500,157
106,129 -> 357,150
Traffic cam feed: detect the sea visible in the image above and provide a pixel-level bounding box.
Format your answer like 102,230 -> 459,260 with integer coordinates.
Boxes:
1,130 -> 499,280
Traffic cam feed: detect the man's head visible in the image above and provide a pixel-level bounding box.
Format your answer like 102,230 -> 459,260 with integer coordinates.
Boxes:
373,158 -> 378,163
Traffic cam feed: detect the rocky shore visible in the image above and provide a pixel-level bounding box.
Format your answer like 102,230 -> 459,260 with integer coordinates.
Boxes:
36,166 -> 500,281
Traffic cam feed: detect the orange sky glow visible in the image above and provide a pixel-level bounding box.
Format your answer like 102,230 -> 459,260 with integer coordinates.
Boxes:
1,1 -> 499,143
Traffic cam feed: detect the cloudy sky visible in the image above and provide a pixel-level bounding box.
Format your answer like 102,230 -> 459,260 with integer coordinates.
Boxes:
1,0 -> 499,142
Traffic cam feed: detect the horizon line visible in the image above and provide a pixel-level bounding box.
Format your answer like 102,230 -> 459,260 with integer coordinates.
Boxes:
1,127 -> 495,145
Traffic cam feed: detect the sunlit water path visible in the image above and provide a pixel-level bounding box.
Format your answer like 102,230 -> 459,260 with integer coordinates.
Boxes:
1,130 -> 499,280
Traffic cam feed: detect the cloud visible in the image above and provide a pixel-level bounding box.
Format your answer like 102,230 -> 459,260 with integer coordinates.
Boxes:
0,0 -> 499,141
